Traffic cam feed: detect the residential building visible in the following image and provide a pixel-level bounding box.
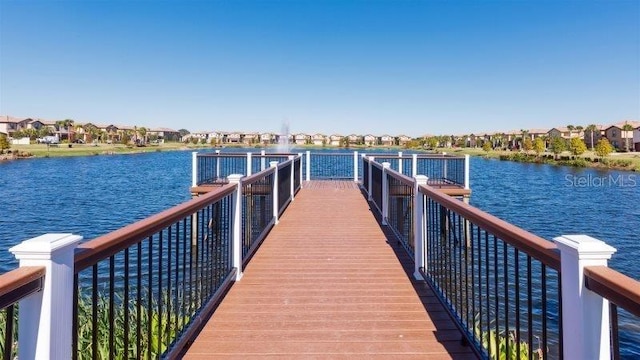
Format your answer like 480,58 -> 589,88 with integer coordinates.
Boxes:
260,132 -> 275,145
397,135 -> 412,146
311,133 -> 326,146
242,133 -> 259,145
583,125 -> 606,149
363,134 -> 377,146
633,126 -> 640,151
347,134 -> 362,146
604,121 -> 640,150
380,135 -> 394,146
0,116 -> 31,137
293,133 -> 308,145
329,134 -> 342,146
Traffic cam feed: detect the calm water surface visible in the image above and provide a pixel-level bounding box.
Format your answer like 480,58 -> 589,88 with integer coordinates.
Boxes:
0,149 -> 638,355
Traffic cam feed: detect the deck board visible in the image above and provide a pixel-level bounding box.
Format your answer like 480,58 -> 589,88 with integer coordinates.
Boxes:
183,181 -> 476,359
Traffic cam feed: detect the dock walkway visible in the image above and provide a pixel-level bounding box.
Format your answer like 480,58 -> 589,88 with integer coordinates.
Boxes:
184,181 -> 476,359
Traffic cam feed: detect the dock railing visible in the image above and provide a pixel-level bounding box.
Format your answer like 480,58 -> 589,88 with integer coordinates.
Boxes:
363,156 -> 640,360
3,154 -> 303,359
194,150 -> 469,188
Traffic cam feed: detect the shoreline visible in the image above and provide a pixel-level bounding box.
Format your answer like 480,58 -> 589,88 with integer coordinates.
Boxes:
444,147 -> 640,172
3,143 -> 639,173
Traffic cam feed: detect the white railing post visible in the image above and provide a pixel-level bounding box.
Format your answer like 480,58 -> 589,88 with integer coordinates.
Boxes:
228,174 -> 244,281
305,151 -> 311,181
381,162 -> 391,225
298,153 -> 303,186
288,155 -> 295,201
215,149 -> 221,180
464,154 -> 470,190
271,161 -> 279,224
260,150 -> 266,171
368,156 -> 375,201
246,152 -> 252,176
191,151 -> 198,187
413,175 -> 428,280
442,152 -> 448,181
10,233 -> 83,360
553,235 -> 617,360
398,151 -> 403,174
412,154 -> 418,178
353,151 -> 359,182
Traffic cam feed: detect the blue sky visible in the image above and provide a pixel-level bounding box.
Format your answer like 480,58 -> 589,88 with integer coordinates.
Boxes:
0,0 -> 638,136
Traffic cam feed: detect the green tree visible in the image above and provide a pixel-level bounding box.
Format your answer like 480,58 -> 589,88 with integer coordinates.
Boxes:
569,138 -> 587,156
566,124 -> 575,139
585,124 -> 598,150
138,127 -> 148,144
595,138 -> 614,159
520,129 -> 529,150
482,141 -> 492,152
550,137 -> 566,159
622,123 -> 634,152
56,119 -> 75,142
0,134 -> 10,150
522,138 -> 533,152
427,137 -> 439,149
533,137 -> 545,156
178,129 -> 190,138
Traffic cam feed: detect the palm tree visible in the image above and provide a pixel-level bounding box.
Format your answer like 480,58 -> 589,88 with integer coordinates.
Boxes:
585,124 -> 598,150
520,129 -> 529,150
55,119 -> 75,142
138,127 -> 148,145
567,124 -> 575,139
622,123 -> 634,152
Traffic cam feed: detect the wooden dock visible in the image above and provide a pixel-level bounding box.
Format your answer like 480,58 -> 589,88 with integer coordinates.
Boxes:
183,181 -> 476,359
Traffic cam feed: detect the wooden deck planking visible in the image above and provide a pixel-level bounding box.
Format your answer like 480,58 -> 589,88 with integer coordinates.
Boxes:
183,181 -> 476,359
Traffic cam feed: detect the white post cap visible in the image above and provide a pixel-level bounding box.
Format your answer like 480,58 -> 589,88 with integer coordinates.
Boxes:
227,174 -> 243,183
415,175 -> 428,185
554,235 -> 617,260
10,233 -> 82,260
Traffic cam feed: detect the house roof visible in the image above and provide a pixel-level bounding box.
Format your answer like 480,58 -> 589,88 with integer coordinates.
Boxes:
608,120 -> 640,129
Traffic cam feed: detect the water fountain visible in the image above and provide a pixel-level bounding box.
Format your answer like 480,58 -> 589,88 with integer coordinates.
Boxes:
276,121 -> 292,153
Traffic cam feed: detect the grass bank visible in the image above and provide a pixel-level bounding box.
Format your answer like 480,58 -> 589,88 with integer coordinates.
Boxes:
1,142 -> 212,159
444,148 -> 640,172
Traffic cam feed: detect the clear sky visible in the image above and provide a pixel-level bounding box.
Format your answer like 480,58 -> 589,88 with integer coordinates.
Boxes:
0,0 -> 638,136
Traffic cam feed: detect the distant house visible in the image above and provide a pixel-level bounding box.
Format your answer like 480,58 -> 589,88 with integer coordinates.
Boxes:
633,126 -> 640,151
528,128 -> 549,140
260,132 -> 274,145
346,134 -> 361,146
0,116 -> 30,137
396,135 -> 412,146
363,134 -> 377,146
242,133 -> 259,145
583,125 -> 606,149
380,135 -> 394,146
329,134 -> 342,146
604,121 -> 640,150
294,133 -> 309,145
150,127 -> 180,142
226,132 -> 242,143
547,127 -> 583,140
311,133 -> 326,146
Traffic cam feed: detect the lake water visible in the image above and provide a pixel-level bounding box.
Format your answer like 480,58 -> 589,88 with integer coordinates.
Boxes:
0,148 -> 638,355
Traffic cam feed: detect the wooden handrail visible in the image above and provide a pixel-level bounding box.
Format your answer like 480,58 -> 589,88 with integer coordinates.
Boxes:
385,167 -> 414,186
242,167 -> 275,186
0,266 -> 46,309
584,266 -> 640,317
419,184 -> 561,270
74,184 -> 236,272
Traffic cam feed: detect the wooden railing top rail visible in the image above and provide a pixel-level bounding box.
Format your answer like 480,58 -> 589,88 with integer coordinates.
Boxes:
276,158 -> 294,170
584,266 -> 640,317
74,184 -> 236,272
197,152 -> 293,157
385,166 -> 415,186
365,153 -> 465,159
241,167 -> 276,186
0,266 -> 46,309
418,184 -> 561,270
